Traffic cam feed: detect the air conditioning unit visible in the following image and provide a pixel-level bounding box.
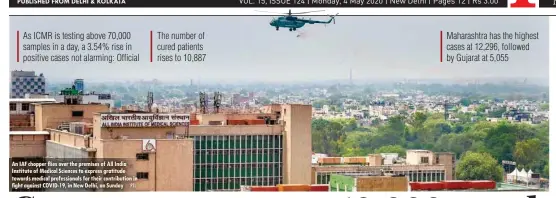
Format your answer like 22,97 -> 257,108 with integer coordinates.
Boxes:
69,122 -> 86,134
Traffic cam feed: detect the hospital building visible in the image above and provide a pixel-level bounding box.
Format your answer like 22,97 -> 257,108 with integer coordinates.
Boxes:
9,97 -> 312,191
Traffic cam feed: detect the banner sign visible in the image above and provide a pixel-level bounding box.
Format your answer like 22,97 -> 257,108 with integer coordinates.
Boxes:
502,160 -> 517,165
100,113 -> 190,128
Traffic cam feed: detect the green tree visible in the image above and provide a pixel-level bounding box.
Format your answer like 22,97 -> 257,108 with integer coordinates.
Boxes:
459,98 -> 472,106
428,113 -> 446,120
514,124 -> 536,141
456,152 -> 504,181
483,121 -> 517,161
387,116 -> 406,132
543,164 -> 549,178
333,118 -> 357,132
375,145 -> 406,157
425,119 -> 452,135
469,141 -> 488,153
456,113 -> 473,124
534,122 -> 550,158
311,119 -> 345,156
374,116 -> 406,146
489,108 -> 506,118
476,104 -> 488,113
471,121 -> 496,134
409,112 -> 428,128
312,99 -> 328,109
514,138 -> 542,169
434,133 -> 473,158
328,94 -> 344,107
312,118 -> 363,156
539,103 -> 549,111
413,118 -> 451,147
340,131 -> 374,156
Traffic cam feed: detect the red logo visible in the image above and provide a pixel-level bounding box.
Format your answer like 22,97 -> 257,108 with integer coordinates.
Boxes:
510,0 -> 536,7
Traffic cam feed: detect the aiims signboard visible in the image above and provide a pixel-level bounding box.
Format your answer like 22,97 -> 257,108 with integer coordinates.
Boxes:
100,113 -> 190,128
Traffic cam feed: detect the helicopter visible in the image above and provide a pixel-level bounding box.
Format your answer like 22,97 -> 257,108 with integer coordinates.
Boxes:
256,9 -> 338,31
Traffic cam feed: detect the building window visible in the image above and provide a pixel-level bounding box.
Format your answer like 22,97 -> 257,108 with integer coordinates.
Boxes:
21,103 -> 30,111
9,103 -> 16,111
166,132 -> 174,139
420,157 -> 429,164
208,121 -> 222,125
136,153 -> 149,160
137,172 -> 149,179
72,111 -> 84,117
435,156 -> 439,164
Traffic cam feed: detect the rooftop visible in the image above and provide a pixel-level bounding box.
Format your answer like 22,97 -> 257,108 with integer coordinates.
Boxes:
36,103 -> 109,106
435,152 -> 455,155
407,149 -> 433,152
10,131 -> 50,135
96,112 -> 187,115
9,98 -> 56,103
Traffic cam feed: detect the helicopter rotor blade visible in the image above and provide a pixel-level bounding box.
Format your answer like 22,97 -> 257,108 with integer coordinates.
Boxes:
254,10 -> 288,14
291,10 -> 326,14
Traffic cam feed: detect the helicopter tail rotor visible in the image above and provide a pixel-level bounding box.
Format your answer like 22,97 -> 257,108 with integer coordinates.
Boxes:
331,13 -> 338,24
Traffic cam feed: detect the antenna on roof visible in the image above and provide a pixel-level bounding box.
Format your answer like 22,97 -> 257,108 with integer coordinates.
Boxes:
199,92 -> 207,114
213,92 -> 222,113
147,92 -> 154,113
